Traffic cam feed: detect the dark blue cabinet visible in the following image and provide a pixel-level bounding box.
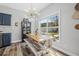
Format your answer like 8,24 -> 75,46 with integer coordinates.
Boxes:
0,33 -> 3,47
2,14 -> 11,25
0,13 -> 3,25
2,33 -> 11,47
0,13 -> 11,26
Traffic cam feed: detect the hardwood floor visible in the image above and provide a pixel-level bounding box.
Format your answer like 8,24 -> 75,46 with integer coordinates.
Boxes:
0,43 -> 35,56
0,43 -> 21,56
0,42 -> 66,56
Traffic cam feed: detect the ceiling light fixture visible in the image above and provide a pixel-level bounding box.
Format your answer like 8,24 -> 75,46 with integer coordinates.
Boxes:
24,3 -> 40,19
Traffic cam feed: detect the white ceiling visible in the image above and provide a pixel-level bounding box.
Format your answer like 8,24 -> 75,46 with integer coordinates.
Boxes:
0,3 -> 51,12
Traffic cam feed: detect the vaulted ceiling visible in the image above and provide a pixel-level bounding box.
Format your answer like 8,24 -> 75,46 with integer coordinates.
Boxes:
0,3 -> 51,12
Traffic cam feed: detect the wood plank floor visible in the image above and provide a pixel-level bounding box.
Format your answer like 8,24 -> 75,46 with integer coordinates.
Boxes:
0,42 -> 35,56
0,42 -> 66,56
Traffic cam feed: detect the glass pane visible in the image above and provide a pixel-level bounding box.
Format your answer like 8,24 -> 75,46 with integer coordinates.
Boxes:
40,18 -> 47,27
48,28 -> 59,40
48,28 -> 59,37
40,27 -> 47,35
48,16 -> 58,27
41,23 -> 47,27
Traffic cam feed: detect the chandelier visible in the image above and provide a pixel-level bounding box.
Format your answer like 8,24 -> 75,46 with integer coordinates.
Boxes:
25,4 -> 40,18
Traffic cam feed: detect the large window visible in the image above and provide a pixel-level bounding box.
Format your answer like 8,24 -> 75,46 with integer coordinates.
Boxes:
39,12 -> 59,40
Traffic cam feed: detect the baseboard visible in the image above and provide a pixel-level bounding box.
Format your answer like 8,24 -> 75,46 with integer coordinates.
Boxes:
11,40 -> 22,43
52,45 -> 77,56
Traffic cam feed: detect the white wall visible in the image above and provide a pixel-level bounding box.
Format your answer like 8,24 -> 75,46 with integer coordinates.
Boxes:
38,3 -> 79,55
29,18 -> 39,34
29,18 -> 36,34
0,5 -> 26,43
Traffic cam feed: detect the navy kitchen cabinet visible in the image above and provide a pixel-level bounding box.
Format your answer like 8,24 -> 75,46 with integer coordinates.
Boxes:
0,13 -> 11,25
2,33 -> 11,47
2,14 -> 11,25
0,13 -> 3,25
0,33 -> 3,48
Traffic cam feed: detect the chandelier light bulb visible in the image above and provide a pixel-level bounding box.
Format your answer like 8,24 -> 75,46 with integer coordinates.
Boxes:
24,7 -> 40,18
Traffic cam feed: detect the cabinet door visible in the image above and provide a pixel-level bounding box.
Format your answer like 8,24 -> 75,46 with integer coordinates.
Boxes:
0,13 -> 3,25
2,14 -> 11,25
2,33 -> 11,46
0,33 -> 2,47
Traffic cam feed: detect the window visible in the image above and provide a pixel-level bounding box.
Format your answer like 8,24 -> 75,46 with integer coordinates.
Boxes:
39,12 -> 60,40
